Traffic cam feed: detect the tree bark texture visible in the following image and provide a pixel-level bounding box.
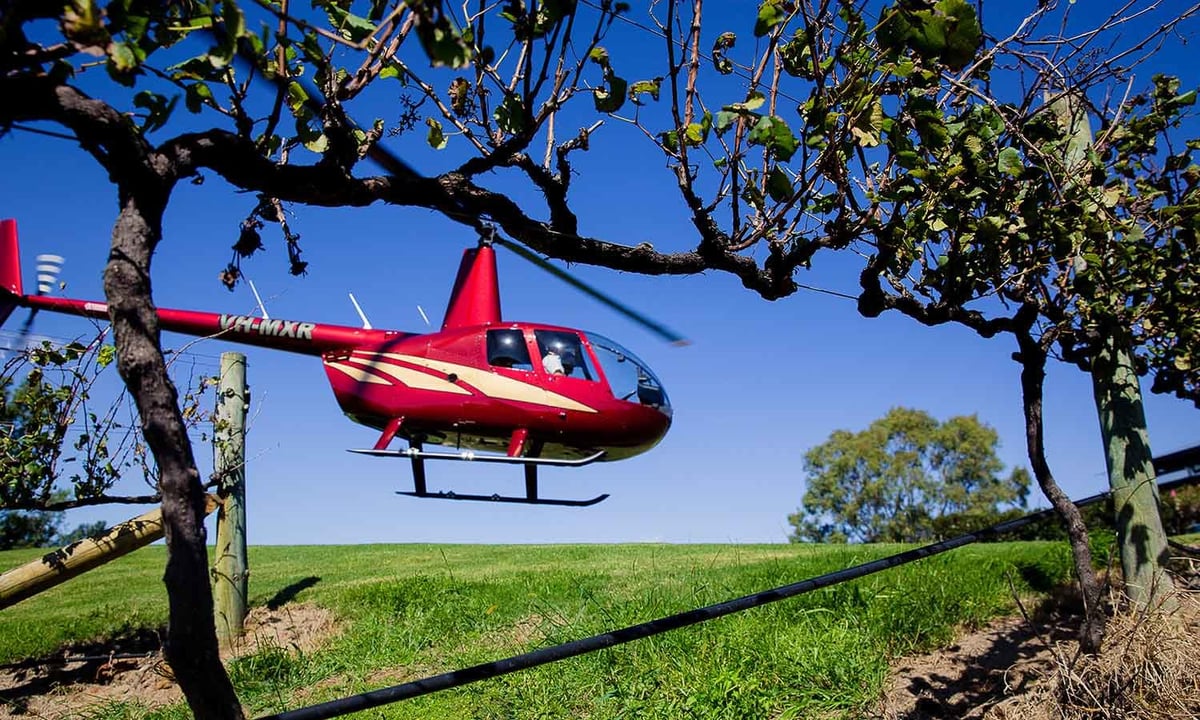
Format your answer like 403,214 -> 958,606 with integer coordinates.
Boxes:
1091,328 -> 1178,611
1018,334 -> 1106,653
104,193 -> 245,719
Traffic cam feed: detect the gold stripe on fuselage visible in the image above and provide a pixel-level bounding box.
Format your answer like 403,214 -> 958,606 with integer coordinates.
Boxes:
343,356 -> 472,394
326,361 -> 391,385
353,352 -> 599,413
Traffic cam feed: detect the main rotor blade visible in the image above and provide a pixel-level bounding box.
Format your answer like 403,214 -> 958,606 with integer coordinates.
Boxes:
493,237 -> 688,346
239,56 -> 686,345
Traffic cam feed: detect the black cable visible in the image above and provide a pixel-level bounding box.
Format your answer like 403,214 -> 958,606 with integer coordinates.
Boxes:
259,473 -> 1200,720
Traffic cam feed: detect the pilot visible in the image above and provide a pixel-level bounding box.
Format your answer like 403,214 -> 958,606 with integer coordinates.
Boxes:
543,347 -> 565,375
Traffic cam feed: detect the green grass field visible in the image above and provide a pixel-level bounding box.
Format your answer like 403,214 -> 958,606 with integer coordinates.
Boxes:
1,542 -> 1074,719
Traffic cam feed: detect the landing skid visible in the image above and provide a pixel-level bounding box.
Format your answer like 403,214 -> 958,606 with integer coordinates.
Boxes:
348,447 -> 609,507
396,490 -> 610,507
349,448 -> 606,467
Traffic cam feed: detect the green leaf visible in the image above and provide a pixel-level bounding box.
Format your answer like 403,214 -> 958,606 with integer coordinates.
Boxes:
426,118 -> 448,150
110,42 -> 139,73
494,93 -> 527,134
412,11 -> 474,69
749,115 -> 798,162
324,4 -> 378,42
185,82 -> 215,113
767,166 -> 793,202
132,91 -> 178,133
715,110 -> 739,135
779,29 -> 814,79
499,0 -> 524,23
285,81 -> 310,114
61,0 -> 110,52
754,0 -> 787,37
729,91 -> 766,113
935,0 -> 982,71
876,0 -> 981,71
996,147 -> 1023,177
712,31 -> 736,75
589,46 -> 626,113
682,112 -> 712,146
629,78 -> 662,105
594,76 -> 627,113
303,134 -> 329,153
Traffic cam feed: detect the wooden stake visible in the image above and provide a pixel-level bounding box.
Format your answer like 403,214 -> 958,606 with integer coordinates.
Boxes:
0,496 -> 219,610
213,351 -> 249,650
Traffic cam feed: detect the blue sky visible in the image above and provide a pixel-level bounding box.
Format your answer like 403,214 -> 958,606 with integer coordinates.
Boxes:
1,1 -> 1197,544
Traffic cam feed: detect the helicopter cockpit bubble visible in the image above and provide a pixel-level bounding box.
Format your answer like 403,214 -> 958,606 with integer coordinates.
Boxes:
583,332 -> 671,416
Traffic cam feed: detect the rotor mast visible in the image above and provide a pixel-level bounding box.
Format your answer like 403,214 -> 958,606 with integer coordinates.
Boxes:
441,231 -> 501,330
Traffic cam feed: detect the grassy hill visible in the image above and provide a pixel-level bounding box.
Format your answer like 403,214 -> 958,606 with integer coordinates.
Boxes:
1,542 -> 1074,719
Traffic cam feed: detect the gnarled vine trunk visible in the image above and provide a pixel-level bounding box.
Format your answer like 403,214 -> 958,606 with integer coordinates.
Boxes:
104,191 -> 244,719
1018,331 -> 1105,654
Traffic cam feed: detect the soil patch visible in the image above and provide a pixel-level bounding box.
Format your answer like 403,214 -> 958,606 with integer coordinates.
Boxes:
876,600 -> 1079,720
0,603 -> 338,718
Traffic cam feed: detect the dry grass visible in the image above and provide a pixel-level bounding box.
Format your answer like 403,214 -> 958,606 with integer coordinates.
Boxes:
990,585 -> 1200,720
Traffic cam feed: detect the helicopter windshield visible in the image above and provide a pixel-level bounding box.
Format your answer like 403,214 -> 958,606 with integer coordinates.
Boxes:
584,332 -> 671,414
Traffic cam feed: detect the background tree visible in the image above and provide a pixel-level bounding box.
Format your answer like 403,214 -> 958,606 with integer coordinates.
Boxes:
1,336 -> 189,512
0,502 -> 108,550
789,407 -> 1029,543
1,335 -> 186,549
0,508 -> 62,549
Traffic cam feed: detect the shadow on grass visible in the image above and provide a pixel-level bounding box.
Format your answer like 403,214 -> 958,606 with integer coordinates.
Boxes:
266,576 -> 321,610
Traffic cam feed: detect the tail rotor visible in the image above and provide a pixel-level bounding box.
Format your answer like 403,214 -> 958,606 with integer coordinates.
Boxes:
0,219 -> 65,351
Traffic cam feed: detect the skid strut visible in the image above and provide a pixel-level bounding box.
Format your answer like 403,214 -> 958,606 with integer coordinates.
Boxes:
348,447 -> 609,506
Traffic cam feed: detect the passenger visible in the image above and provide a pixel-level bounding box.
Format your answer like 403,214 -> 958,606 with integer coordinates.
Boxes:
543,347 -> 565,375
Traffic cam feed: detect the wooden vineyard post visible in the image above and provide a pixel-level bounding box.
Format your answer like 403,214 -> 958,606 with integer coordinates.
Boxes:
213,351 -> 249,650
0,497 -> 219,610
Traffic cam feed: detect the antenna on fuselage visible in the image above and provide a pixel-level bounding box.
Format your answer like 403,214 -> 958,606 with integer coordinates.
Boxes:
247,279 -> 270,319
416,305 -> 431,328
348,293 -> 373,329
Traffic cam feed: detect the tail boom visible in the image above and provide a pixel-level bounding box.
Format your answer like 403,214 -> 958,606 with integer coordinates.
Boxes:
1,217 -> 412,355
21,294 -> 410,356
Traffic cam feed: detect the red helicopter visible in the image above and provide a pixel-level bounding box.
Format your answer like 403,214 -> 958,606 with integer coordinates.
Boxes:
0,219 -> 677,507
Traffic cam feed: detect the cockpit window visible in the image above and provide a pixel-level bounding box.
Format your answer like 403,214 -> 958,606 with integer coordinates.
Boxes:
487,329 -> 533,371
584,332 -> 671,413
534,330 -> 597,380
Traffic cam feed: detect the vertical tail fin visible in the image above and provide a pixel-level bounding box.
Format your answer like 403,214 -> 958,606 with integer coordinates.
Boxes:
441,244 -> 501,329
0,219 -> 24,327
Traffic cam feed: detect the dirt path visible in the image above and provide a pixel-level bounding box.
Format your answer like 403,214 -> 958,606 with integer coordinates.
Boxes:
876,605 -> 1078,720
0,603 -> 337,719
